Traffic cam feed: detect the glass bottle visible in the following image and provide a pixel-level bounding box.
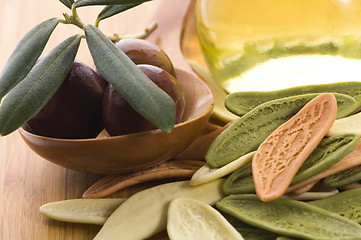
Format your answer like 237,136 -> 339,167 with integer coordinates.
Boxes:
196,0 -> 361,92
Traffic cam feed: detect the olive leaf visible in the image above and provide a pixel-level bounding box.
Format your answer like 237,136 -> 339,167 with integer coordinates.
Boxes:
59,0 -> 74,9
0,34 -> 82,136
0,18 -> 60,100
84,24 -> 175,133
74,0 -> 152,8
97,3 -> 142,22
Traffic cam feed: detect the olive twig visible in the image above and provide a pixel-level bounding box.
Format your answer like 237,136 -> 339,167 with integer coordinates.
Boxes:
61,5 -> 85,29
62,12 -> 85,29
107,21 -> 158,42
71,3 -> 80,20
95,17 -> 101,28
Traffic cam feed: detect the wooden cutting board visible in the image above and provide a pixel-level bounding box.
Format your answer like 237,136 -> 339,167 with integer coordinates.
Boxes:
0,0 -> 198,239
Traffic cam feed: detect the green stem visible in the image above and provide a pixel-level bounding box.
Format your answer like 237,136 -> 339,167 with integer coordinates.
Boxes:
107,21 -> 158,42
71,4 -> 80,20
61,9 -> 157,42
61,4 -> 85,29
62,13 -> 85,29
95,18 -> 101,28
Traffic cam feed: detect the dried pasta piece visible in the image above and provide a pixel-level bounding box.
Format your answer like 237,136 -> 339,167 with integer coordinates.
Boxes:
94,179 -> 225,240
290,181 -> 319,195
167,198 -> 243,240
287,139 -> 361,193
309,188 -> 361,223
252,93 -> 337,201
217,194 -> 361,239
83,160 -> 205,198
190,151 -> 254,186
39,198 -> 125,225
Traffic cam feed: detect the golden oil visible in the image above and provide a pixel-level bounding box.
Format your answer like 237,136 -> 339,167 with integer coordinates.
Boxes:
196,0 -> 361,92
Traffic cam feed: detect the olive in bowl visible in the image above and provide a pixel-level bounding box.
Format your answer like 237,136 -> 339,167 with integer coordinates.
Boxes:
115,38 -> 176,77
26,60 -> 107,139
103,64 -> 185,136
19,69 -> 213,174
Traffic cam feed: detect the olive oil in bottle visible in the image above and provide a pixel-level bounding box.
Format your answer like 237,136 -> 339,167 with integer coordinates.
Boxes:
196,0 -> 361,92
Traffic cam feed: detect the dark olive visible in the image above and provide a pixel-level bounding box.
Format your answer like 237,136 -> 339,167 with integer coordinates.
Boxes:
115,38 -> 176,77
26,60 -> 107,139
103,64 -> 185,136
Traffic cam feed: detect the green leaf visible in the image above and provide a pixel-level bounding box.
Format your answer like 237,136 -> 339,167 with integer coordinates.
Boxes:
84,24 -> 175,132
0,18 -> 60,100
74,0 -> 152,8
0,34 -> 81,136
59,0 -> 74,9
97,3 -> 142,22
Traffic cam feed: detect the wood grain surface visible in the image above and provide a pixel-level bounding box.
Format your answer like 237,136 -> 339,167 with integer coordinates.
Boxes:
0,1 -> 192,239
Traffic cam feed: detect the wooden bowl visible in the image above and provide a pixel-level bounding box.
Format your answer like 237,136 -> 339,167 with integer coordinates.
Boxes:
19,68 -> 213,174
